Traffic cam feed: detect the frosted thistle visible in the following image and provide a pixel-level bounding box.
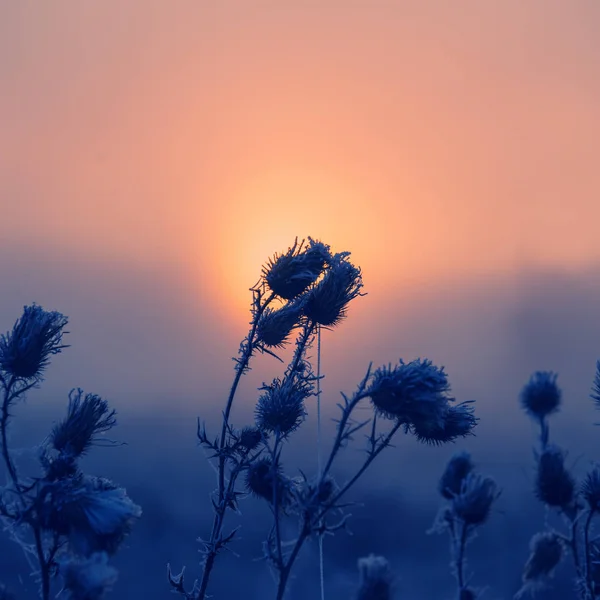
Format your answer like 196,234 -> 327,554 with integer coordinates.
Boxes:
356,554 -> 393,600
255,376 -> 312,436
535,445 -> 575,509
237,426 -> 263,451
262,238 -> 330,300
49,389 -> 117,464
520,371 -> 561,420
0,304 -> 69,380
60,552 -> 118,600
412,402 -> 477,445
245,458 -> 291,506
39,475 -> 142,557
451,472 -> 500,526
303,251 -> 363,327
581,464 -> 600,511
369,360 -> 478,443
439,452 -> 475,500
515,532 -> 563,599
256,301 -> 304,348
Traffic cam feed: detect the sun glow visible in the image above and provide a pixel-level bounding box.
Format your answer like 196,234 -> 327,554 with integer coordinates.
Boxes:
205,166 -> 388,319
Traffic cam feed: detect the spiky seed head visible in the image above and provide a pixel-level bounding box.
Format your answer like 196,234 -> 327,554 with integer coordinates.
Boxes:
412,402 -> 477,445
356,554 -> 392,600
238,426 -> 262,451
522,532 -> 563,582
535,445 -> 575,509
452,472 -> 500,526
256,302 -> 303,348
245,458 -> 290,506
581,465 -> 600,511
255,376 -> 311,436
520,371 -> 561,420
439,452 -> 474,500
303,251 -> 363,327
0,304 -> 69,380
368,359 -> 453,427
50,389 -> 116,463
262,238 -> 329,300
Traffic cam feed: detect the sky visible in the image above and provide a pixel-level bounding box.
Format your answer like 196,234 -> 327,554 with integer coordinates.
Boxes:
1,2 -> 599,416
1,4 -> 600,599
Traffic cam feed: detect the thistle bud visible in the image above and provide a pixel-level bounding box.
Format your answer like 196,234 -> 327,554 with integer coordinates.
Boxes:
255,376 -> 311,436
256,302 -> 303,348
535,446 -> 575,509
0,304 -> 68,380
50,389 -> 117,462
520,371 -> 561,420
238,426 -> 263,451
452,473 -> 499,526
439,452 -> 474,500
515,532 -> 563,599
262,238 -> 329,300
303,252 -> 363,327
368,359 -> 452,425
412,402 -> 477,445
356,554 -> 392,600
245,458 -> 290,506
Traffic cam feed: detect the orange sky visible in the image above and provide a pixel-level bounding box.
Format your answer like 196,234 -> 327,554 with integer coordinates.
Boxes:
1,1 -> 600,317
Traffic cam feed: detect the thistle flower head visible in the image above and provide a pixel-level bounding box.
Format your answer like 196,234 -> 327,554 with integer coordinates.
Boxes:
438,451 -> 475,500
245,458 -> 291,506
237,426 -> 263,451
581,465 -> 600,511
255,376 -> 312,436
411,402 -> 477,445
40,475 -> 141,556
262,238 -> 329,300
356,554 -> 392,600
291,475 -> 338,518
303,251 -> 363,327
0,304 -> 68,380
520,371 -> 561,420
451,472 -> 500,526
60,552 -> 118,600
256,301 -> 304,348
535,445 -> 575,509
516,532 -> 563,598
368,359 -> 453,426
49,389 -> 117,464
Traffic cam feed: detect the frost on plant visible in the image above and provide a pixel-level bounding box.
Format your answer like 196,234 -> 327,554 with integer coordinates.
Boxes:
172,238 -> 480,600
0,304 -> 140,600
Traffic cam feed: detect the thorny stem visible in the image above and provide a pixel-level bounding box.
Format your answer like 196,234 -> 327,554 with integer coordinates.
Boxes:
1,376 -> 54,600
195,290 -> 275,600
274,405 -> 402,600
271,432 -> 284,570
455,521 -> 468,592
1,377 -> 20,492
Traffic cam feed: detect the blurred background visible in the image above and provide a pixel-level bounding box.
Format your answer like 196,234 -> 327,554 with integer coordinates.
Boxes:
1,1 -> 599,598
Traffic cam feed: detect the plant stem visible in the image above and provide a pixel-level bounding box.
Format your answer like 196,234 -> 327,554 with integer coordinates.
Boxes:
455,521 -> 468,592
0,377 -> 20,491
196,291 -> 275,600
